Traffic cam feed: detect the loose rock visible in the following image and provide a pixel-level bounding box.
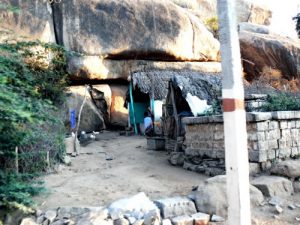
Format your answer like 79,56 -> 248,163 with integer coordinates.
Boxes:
251,176 -> 294,197
114,218 -> 130,225
190,175 -> 264,217
275,205 -> 283,214
143,210 -> 160,225
268,197 -> 282,206
210,215 -> 225,222
171,215 -> 193,225
191,212 -> 210,225
270,160 -> 300,179
44,210 -> 57,223
20,218 -> 39,225
154,197 -> 197,219
108,193 -> 159,221
162,219 -> 172,225
288,204 -> 296,210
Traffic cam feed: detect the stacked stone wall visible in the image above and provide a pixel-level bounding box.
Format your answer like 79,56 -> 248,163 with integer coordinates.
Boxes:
183,111 -> 300,165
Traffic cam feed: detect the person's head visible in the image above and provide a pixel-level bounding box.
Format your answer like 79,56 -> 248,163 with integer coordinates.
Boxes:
144,111 -> 148,118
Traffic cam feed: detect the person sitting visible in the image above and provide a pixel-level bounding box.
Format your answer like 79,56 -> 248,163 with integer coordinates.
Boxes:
144,111 -> 154,137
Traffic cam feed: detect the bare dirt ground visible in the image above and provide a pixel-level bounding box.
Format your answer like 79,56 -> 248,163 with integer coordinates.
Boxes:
35,131 -> 207,209
35,131 -> 300,225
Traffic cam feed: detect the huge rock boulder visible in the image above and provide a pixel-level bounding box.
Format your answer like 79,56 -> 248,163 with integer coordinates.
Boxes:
270,159 -> 300,179
52,0 -> 219,62
64,85 -> 112,132
0,0 -> 55,43
173,0 -> 271,26
189,175 -> 264,217
239,31 -> 300,80
68,56 -> 222,81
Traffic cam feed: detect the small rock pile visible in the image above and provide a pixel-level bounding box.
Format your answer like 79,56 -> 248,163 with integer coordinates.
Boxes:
20,191 -> 226,225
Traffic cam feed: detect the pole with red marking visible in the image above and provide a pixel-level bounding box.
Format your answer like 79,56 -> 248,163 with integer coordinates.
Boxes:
217,0 -> 251,224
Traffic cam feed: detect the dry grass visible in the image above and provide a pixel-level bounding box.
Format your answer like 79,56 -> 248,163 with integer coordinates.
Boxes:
254,67 -> 300,93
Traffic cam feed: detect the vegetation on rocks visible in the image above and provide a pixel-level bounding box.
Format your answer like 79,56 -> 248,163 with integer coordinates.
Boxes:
293,13 -> 300,38
205,16 -> 219,39
0,41 -> 71,217
262,93 -> 300,112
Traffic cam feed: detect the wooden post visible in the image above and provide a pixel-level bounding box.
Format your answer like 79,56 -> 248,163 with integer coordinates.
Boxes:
46,151 -> 50,171
217,1 -> 251,225
15,146 -> 19,174
170,82 -> 180,152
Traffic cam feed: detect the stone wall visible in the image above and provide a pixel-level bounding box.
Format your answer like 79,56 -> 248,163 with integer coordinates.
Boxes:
182,111 -> 300,173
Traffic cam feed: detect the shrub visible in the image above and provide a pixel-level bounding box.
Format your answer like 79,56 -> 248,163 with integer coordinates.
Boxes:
262,93 -> 300,112
205,17 -> 219,39
0,172 -> 45,213
0,41 -> 71,214
253,67 -> 300,93
293,13 -> 300,38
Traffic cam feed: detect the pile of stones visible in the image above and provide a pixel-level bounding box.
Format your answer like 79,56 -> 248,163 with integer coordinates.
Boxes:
20,191 -> 226,225
20,159 -> 300,225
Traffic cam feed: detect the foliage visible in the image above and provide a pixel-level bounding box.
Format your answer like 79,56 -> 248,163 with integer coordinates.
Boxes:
205,17 -> 219,39
0,3 -> 20,13
0,41 -> 69,153
0,172 -> 45,213
262,93 -> 300,112
0,41 -> 71,213
252,67 -> 300,93
293,13 -> 300,38
199,99 -> 222,116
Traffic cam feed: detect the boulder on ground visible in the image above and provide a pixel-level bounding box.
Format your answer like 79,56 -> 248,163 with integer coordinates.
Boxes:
251,176 -> 294,197
270,160 -> 300,179
108,192 -> 159,221
239,31 -> 300,80
53,0 -> 219,62
189,175 -> 264,217
64,85 -> 111,132
110,85 -> 128,127
0,0 -> 55,43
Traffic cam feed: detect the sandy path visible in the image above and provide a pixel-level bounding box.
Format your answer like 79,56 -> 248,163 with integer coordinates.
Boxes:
35,131 -> 207,209
34,131 -> 300,224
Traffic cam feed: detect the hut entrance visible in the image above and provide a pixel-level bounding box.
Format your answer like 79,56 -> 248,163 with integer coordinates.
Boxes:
127,86 -> 151,134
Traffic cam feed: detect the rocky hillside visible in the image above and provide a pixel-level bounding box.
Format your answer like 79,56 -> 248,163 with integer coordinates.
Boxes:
0,0 -> 299,130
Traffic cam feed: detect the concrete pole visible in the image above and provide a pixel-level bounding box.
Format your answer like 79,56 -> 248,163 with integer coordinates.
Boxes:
217,1 -> 251,225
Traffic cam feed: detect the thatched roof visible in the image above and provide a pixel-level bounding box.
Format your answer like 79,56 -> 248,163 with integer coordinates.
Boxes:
132,70 -> 221,102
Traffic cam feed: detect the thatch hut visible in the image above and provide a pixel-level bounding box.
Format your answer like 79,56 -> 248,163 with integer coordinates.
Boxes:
128,70 -> 221,139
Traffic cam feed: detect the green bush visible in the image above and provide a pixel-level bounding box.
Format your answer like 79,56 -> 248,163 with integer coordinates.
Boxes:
198,99 -> 222,116
262,93 -> 300,111
0,41 -> 71,213
205,17 -> 219,39
0,172 -> 45,213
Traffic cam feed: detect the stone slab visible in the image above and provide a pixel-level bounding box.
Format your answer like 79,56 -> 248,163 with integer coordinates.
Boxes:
251,176 -> 294,197
154,197 -> 197,219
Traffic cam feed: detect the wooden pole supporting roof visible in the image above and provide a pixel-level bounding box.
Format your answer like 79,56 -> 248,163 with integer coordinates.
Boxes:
217,0 -> 251,224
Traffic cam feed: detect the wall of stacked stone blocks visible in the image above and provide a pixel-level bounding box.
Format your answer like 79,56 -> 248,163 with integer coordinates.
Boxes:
182,111 -> 300,167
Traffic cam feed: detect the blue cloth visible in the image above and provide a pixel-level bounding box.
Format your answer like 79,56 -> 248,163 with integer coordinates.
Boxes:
144,116 -> 152,129
70,109 -> 76,129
